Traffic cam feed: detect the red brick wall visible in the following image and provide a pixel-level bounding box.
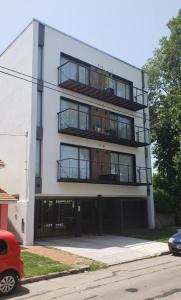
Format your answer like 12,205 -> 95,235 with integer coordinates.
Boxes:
0,204 -> 8,230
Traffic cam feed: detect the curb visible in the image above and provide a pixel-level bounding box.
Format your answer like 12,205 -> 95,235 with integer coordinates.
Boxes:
106,250 -> 170,267
21,265 -> 90,284
21,251 -> 170,285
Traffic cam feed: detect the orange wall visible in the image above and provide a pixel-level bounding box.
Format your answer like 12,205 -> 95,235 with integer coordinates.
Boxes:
0,204 -> 8,230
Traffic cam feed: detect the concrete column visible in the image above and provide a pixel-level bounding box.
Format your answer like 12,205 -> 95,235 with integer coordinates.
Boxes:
97,197 -> 103,235
142,70 -> 155,229
147,186 -> 155,229
75,200 -> 82,237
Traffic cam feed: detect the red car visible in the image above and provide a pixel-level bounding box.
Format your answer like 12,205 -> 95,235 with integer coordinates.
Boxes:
0,230 -> 24,296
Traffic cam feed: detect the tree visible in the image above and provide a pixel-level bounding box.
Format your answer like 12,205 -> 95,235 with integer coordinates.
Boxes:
144,9 -> 181,218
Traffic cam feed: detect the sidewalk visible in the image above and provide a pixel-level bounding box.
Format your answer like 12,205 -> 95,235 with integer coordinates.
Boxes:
37,235 -> 169,265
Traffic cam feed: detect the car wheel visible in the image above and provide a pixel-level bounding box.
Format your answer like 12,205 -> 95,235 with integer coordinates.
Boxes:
0,271 -> 18,296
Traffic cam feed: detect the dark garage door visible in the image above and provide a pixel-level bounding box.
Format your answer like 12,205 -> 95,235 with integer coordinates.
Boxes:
34,198 -> 148,239
34,199 -> 75,239
122,198 -> 148,229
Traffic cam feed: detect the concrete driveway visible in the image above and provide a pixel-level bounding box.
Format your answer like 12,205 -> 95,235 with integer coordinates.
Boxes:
38,235 -> 169,265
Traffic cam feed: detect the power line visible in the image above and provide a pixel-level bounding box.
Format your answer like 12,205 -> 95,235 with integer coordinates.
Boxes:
0,133 -> 26,137
0,65 -> 150,123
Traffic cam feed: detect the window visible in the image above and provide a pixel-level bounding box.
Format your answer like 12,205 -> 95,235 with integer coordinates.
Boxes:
110,113 -> 133,140
108,78 -> 116,94
61,145 -> 90,179
79,65 -> 89,85
117,81 -> 131,100
37,92 -> 42,127
111,153 -> 134,182
38,46 -> 43,80
60,55 -> 89,85
61,57 -> 77,83
60,99 -> 89,130
36,140 -> 41,177
0,240 -> 7,255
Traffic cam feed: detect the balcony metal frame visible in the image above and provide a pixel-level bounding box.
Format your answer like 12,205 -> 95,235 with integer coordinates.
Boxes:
58,108 -> 150,147
57,158 -> 152,186
58,60 -> 148,111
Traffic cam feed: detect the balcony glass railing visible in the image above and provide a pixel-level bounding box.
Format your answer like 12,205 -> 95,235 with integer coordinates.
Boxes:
57,158 -> 152,185
58,61 -> 148,107
58,108 -> 150,145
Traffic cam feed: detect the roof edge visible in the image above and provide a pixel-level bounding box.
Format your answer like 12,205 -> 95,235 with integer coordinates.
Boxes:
33,18 -> 142,71
0,19 -> 35,57
1,18 -> 142,71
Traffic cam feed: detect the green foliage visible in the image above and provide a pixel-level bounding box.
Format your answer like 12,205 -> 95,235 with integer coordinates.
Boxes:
89,261 -> 106,271
153,174 -> 175,214
143,9 -> 181,215
124,227 -> 179,243
21,252 -> 71,278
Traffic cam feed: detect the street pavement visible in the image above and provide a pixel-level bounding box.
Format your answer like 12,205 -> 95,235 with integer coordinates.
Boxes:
4,254 -> 181,300
38,235 -> 168,265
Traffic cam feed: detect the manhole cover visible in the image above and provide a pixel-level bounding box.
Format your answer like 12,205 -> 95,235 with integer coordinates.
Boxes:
125,288 -> 138,293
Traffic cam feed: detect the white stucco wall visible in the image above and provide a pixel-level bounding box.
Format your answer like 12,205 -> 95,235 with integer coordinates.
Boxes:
41,24 -> 150,198
0,21 -> 38,244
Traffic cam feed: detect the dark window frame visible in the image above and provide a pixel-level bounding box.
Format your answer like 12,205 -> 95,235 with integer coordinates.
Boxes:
110,151 -> 136,183
109,112 -> 135,141
60,52 -> 133,89
60,143 -> 91,180
36,140 -> 42,178
60,97 -> 90,130
60,96 -> 136,140
38,45 -> 43,80
60,53 -> 89,85
60,143 -> 136,183
37,91 -> 43,128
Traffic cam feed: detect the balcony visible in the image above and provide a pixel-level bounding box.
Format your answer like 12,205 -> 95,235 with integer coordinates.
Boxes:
58,61 -> 148,111
58,108 -> 150,147
57,158 -> 152,186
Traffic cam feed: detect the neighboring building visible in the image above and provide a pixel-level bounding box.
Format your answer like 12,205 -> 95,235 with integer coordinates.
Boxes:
0,160 -> 6,168
0,161 -> 17,230
0,189 -> 17,230
0,20 -> 155,245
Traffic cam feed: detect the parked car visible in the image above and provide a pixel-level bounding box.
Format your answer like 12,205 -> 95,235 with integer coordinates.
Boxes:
0,230 -> 24,296
168,230 -> 181,255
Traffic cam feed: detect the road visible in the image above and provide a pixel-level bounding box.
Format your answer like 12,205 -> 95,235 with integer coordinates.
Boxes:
5,254 -> 181,300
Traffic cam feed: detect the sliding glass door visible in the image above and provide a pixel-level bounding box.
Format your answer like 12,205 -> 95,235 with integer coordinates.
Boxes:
110,113 -> 133,140
111,152 -> 134,183
60,98 -> 89,130
61,144 -> 90,179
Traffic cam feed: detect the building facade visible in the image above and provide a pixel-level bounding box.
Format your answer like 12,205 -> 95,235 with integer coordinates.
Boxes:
0,20 -> 155,245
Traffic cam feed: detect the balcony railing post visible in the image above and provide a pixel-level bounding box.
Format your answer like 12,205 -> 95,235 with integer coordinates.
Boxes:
125,123 -> 128,139
137,167 -> 141,184
88,67 -> 90,86
127,165 -> 130,182
58,67 -> 59,85
136,128 -> 139,142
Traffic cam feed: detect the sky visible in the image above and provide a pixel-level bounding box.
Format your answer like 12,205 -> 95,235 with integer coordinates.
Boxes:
0,0 -> 180,68
0,0 -> 180,171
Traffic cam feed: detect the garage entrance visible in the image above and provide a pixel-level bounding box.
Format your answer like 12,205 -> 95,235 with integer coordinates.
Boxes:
34,198 -> 148,240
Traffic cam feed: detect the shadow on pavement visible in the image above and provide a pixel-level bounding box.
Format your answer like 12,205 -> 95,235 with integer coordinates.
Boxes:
1,285 -> 30,299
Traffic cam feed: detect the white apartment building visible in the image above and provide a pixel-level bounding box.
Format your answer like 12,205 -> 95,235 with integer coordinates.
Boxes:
0,20 -> 155,245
